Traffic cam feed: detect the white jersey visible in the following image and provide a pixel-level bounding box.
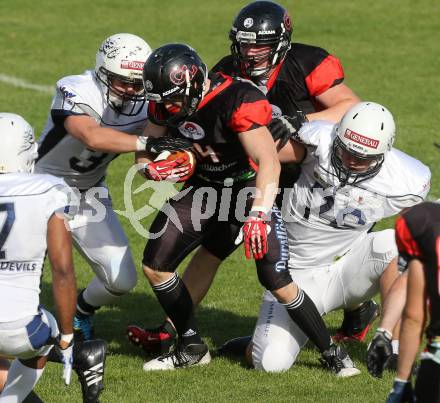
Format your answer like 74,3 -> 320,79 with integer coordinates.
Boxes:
284,120 -> 431,269
0,173 -> 69,321
35,70 -> 148,189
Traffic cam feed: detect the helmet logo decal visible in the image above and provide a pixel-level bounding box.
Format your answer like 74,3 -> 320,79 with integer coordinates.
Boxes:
243,18 -> 254,28
20,128 -> 35,153
120,60 -> 144,70
170,64 -> 198,86
100,38 -> 120,59
344,129 -> 379,149
283,12 -> 292,31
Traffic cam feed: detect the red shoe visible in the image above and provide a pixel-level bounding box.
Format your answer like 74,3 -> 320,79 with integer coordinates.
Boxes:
333,300 -> 379,342
127,321 -> 177,354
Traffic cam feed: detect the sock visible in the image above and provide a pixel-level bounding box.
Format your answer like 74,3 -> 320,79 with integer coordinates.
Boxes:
282,289 -> 331,353
76,288 -> 99,316
392,340 -> 399,355
0,359 -> 44,403
152,273 -> 202,347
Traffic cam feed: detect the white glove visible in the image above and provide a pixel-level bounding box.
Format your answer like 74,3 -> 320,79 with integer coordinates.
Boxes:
58,334 -> 74,385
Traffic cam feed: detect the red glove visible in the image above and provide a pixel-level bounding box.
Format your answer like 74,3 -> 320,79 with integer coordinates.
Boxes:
143,155 -> 192,182
242,210 -> 269,260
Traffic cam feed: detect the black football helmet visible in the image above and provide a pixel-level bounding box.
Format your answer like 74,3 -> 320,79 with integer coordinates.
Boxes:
142,43 -> 207,127
229,1 -> 292,78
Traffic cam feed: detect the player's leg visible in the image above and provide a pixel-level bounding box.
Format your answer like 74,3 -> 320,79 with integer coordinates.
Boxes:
72,193 -> 137,341
415,358 -> 440,403
141,188 -> 216,370
254,206 -> 359,376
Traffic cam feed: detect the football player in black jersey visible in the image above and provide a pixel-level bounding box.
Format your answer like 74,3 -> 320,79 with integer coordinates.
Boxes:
368,202 -> 440,403
127,1 -> 377,356
135,43 -> 357,375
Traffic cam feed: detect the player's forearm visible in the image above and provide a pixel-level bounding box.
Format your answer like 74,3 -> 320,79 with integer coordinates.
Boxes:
396,316 -> 422,380
84,127 -> 143,153
307,99 -> 358,124
379,273 -> 408,332
253,159 -> 280,212
52,267 -> 77,335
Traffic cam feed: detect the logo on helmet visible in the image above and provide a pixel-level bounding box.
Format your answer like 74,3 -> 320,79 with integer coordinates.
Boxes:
243,18 -> 254,28
120,60 -> 144,70
344,129 -> 379,149
283,12 -> 292,31
100,38 -> 120,59
170,65 -> 198,86
144,80 -> 153,91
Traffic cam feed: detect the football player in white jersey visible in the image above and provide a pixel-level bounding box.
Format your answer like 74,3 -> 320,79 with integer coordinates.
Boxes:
35,33 -> 153,341
0,113 -> 77,402
222,102 -> 431,372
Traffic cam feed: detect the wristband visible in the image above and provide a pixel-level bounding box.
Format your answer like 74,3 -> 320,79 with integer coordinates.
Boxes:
136,136 -> 148,151
60,333 -> 74,344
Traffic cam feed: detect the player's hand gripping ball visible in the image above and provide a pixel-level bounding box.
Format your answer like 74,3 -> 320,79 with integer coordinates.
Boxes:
144,149 -> 196,182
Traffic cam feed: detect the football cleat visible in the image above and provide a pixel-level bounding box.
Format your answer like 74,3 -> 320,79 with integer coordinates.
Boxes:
127,321 -> 177,354
74,340 -> 107,403
320,344 -> 361,377
142,342 -> 211,371
74,313 -> 95,342
333,300 -> 379,342
217,335 -> 252,357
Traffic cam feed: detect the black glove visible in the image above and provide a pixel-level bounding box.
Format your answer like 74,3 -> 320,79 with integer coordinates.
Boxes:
267,112 -> 308,149
386,379 -> 415,403
145,136 -> 194,153
367,328 -> 393,378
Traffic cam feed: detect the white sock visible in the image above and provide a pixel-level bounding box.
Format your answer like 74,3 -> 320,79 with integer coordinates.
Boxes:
0,359 -> 44,403
83,276 -> 121,308
392,340 -> 399,355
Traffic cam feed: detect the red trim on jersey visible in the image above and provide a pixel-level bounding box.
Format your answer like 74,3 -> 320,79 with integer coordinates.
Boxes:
198,73 -> 233,110
266,60 -> 285,92
305,54 -> 344,97
229,100 -> 272,133
248,157 -> 259,172
395,216 -> 423,258
436,236 -> 440,296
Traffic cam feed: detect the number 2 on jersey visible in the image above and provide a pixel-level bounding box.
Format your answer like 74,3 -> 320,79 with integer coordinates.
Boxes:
0,203 -> 15,260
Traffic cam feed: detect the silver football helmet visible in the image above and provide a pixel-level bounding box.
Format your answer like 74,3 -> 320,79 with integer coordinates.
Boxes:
331,102 -> 396,186
0,113 -> 38,173
95,33 -> 152,116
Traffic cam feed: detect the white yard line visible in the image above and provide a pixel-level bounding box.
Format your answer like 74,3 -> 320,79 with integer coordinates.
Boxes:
0,74 -> 53,94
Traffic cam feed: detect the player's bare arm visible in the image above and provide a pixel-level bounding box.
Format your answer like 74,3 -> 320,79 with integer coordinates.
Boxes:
307,83 -> 360,123
64,115 -> 146,154
47,213 -> 77,336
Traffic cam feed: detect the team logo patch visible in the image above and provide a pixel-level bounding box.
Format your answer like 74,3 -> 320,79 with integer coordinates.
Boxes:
120,60 -> 144,70
178,121 -> 205,140
344,129 -> 379,149
243,18 -> 254,28
271,104 -> 282,118
60,86 -> 76,99
144,80 -> 153,91
170,64 -> 198,86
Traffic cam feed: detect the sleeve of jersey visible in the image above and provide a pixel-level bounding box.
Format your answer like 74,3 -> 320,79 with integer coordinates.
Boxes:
305,54 -> 344,97
51,80 -> 91,118
395,215 -> 423,261
46,182 -> 72,221
228,92 -> 272,133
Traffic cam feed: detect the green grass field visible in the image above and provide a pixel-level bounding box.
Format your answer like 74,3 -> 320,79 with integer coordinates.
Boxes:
1,0 -> 439,402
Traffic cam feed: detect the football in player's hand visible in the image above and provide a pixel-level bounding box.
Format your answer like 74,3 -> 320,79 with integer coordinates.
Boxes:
149,149 -> 196,182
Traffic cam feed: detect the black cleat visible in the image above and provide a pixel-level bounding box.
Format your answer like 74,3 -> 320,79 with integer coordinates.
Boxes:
217,335 -> 252,357
320,344 -> 361,377
74,340 -> 107,403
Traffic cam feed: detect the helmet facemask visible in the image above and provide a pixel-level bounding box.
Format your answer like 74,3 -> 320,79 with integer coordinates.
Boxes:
331,136 -> 384,187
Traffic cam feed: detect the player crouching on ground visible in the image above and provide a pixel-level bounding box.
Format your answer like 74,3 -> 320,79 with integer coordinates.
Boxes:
0,113 -> 107,403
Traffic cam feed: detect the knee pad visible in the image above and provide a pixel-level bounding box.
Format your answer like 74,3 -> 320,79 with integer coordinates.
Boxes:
253,342 -> 297,372
371,229 -> 397,261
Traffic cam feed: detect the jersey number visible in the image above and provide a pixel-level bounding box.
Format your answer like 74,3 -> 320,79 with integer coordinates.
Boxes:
0,203 -> 15,260
69,149 -> 109,173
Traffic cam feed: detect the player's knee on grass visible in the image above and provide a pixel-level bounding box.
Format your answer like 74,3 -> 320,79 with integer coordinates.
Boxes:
252,341 -> 299,372
102,246 -> 137,294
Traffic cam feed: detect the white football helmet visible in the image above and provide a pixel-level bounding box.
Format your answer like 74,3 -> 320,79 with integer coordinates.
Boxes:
331,102 -> 396,185
95,33 -> 152,116
0,113 -> 38,173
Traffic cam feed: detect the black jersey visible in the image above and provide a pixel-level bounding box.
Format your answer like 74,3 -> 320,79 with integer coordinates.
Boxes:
211,43 -> 344,116
395,202 -> 440,339
148,73 -> 272,184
